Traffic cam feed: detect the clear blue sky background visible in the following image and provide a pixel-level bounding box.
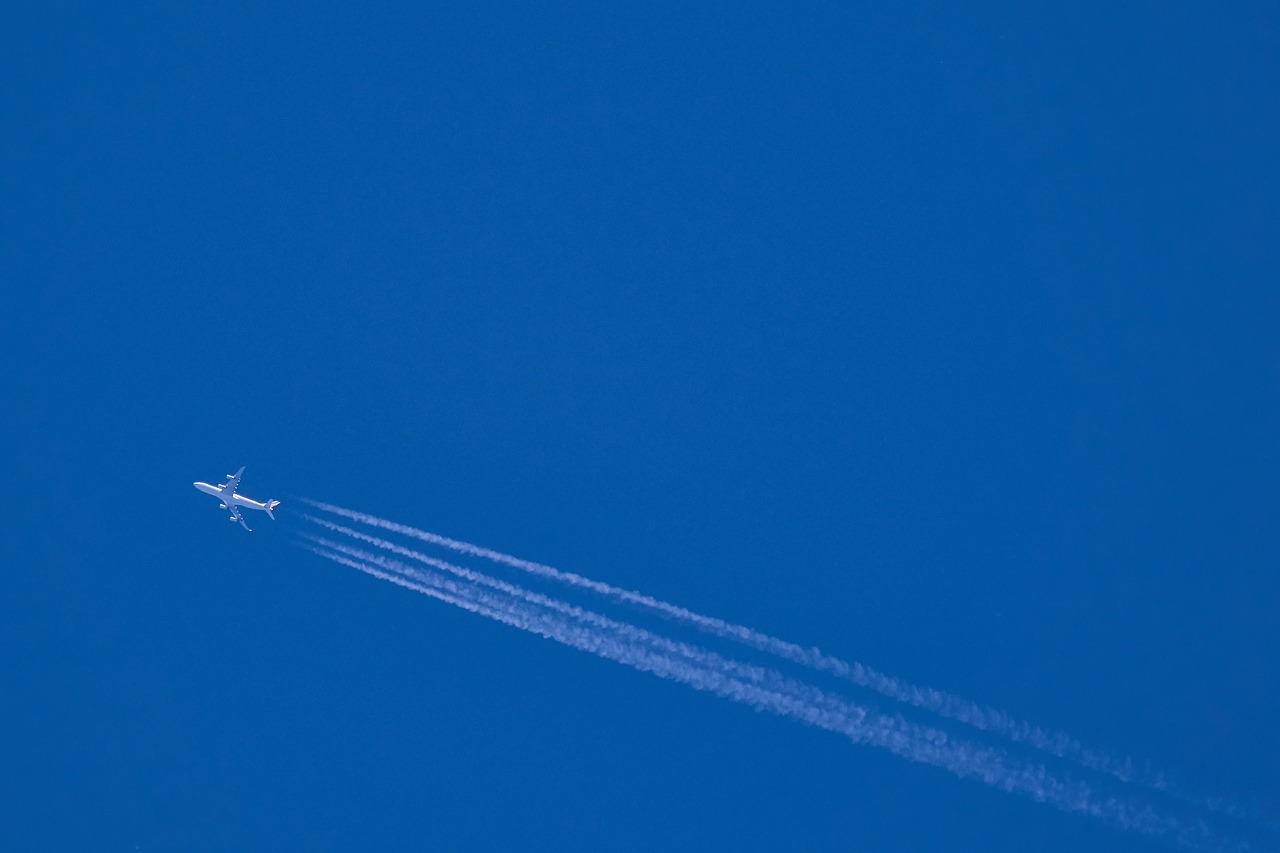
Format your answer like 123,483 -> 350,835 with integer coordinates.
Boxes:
3,3 -> 1277,850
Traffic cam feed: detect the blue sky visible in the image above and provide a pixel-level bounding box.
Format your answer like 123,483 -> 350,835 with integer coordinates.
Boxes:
3,3 -> 1278,850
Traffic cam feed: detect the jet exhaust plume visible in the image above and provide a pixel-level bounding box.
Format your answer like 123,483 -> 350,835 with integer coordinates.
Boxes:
293,498 -> 1189,803
292,536 -> 1230,850
288,501 -> 1275,849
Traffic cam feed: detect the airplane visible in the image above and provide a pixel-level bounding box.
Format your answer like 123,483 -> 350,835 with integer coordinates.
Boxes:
193,466 -> 280,531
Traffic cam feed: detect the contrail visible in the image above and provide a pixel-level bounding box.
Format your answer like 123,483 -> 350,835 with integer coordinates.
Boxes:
293,498 -> 1169,796
298,526 -> 1008,745
298,529 -> 897,723
292,536 -> 1227,850
296,515 -> 823,689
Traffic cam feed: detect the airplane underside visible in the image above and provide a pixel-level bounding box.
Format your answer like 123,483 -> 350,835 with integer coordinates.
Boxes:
194,467 -> 280,532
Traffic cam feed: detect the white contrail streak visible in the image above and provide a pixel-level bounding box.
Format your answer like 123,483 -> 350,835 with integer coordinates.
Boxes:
296,515 -> 833,694
293,498 -> 1165,794
298,526 -> 993,745
291,533 -> 1240,851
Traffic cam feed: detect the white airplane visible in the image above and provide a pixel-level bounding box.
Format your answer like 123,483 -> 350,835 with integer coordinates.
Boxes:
193,466 -> 280,531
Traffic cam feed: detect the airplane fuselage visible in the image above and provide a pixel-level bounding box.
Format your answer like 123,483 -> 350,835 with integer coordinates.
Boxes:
194,482 -> 270,511
194,469 -> 280,530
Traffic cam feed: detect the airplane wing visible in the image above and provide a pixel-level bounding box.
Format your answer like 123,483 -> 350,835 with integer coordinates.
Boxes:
230,505 -> 251,532
224,466 -> 245,494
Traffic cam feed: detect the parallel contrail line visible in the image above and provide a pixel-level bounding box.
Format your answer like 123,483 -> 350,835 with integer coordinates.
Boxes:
297,527 -> 959,732
297,516 -> 818,696
292,535 -> 1229,851
294,498 -> 1169,796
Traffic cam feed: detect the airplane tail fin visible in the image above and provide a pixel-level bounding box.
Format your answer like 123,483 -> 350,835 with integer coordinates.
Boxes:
266,499 -> 280,520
